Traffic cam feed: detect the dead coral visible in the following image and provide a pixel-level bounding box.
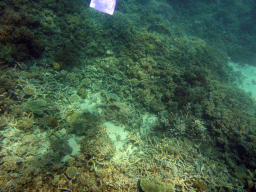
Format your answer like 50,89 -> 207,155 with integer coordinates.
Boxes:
17,116 -> 34,130
81,125 -> 115,160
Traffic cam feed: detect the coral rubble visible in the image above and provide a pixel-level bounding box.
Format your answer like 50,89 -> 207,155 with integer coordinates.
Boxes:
0,0 -> 256,191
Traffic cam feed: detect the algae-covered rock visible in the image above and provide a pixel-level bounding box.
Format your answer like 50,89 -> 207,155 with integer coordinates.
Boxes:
76,88 -> 87,99
0,43 -> 16,62
17,117 -> 34,130
23,87 -> 37,96
69,94 -> 81,103
140,178 -> 175,192
24,99 -> 47,115
66,110 -> 99,135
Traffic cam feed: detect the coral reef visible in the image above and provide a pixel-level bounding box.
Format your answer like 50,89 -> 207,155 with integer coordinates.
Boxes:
0,51 -> 255,191
0,0 -> 255,191
140,177 -> 175,192
0,0 -> 45,62
24,99 -> 47,115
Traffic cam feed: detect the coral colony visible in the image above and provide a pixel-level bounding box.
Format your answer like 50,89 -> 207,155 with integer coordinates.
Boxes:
0,0 -> 256,191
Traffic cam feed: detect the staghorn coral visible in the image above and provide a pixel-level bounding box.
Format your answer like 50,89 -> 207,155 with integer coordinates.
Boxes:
0,1 -> 255,191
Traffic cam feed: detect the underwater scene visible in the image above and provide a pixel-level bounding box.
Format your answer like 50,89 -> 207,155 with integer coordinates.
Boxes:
0,0 -> 256,191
